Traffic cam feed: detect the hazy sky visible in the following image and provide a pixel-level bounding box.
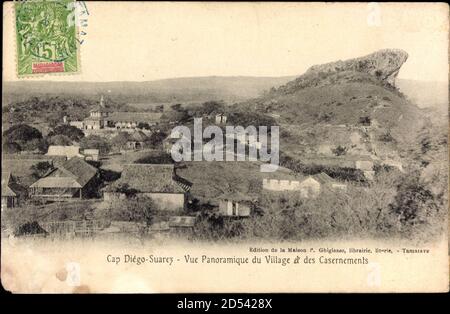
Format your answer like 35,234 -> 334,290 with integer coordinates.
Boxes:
3,2 -> 448,82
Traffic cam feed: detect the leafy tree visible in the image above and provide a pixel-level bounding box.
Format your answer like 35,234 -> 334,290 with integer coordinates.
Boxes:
199,101 -> 225,116
147,131 -> 167,148
389,174 -> 438,224
359,116 -> 371,126
21,138 -> 49,153
2,124 -> 49,152
98,196 -> 157,226
331,145 -> 348,156
48,125 -> 85,142
115,183 -> 140,197
375,70 -> 383,78
137,122 -> 151,130
31,161 -> 54,179
48,134 -> 73,146
2,124 -> 42,143
2,142 -> 21,154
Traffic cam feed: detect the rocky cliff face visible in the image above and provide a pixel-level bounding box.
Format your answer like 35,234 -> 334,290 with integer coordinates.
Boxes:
306,49 -> 408,86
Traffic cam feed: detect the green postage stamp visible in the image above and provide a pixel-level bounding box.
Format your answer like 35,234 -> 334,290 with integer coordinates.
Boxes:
14,0 -> 80,76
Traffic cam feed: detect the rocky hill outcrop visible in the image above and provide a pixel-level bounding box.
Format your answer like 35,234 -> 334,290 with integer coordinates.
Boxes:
235,49 -> 424,170
306,49 -> 408,86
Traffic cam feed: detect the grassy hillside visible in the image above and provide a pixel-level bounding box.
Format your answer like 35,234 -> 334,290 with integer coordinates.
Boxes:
235,63 -> 425,164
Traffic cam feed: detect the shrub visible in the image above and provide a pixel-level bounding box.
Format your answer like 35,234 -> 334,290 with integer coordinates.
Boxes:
2,124 -> 42,142
137,122 -> 151,130
378,131 -> 395,143
135,151 -> 174,164
359,116 -> 371,125
96,196 -> 157,226
21,138 -> 49,153
331,145 -> 348,156
147,131 -> 168,148
193,211 -> 246,241
2,124 -> 47,152
318,112 -> 333,122
48,134 -> 73,146
30,161 -> 54,179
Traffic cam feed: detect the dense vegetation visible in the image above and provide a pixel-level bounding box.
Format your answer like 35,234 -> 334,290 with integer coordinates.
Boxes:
2,124 -> 48,153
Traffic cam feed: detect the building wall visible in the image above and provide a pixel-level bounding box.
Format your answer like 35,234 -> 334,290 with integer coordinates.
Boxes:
69,121 -> 84,129
331,183 -> 347,191
115,121 -> 138,129
218,200 -> 250,217
1,196 -> 17,211
85,120 -> 102,130
85,154 -> 99,161
90,111 -> 108,118
299,177 -> 321,198
30,187 -> 81,198
263,179 -> 302,191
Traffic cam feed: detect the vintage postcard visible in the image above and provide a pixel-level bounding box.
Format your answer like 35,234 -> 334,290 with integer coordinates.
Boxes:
1,2 -> 449,294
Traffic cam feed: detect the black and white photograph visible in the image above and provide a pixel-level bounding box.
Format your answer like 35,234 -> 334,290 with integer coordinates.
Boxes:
1,2 -> 448,293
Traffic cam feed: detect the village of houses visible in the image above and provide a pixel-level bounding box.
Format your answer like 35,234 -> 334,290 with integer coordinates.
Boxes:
1,95 -> 402,240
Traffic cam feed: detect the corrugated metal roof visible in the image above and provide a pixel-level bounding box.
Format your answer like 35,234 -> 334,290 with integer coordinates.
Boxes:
60,157 -> 98,187
46,146 -> 83,158
30,176 -> 82,188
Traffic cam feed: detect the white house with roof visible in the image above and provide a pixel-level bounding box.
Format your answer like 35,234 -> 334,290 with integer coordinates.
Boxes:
29,157 -> 99,199
83,149 -> 100,161
217,192 -> 252,217
263,172 -> 346,198
46,145 -> 84,159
